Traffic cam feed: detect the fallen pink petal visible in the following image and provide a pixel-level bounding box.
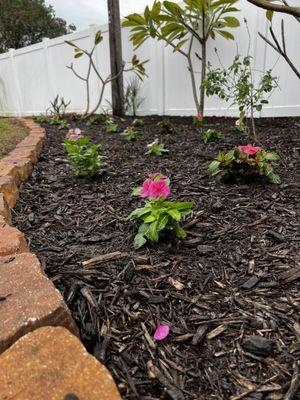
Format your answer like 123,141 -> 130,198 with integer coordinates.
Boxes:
154,324 -> 170,340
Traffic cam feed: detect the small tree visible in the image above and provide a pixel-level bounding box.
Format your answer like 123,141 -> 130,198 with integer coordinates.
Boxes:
203,22 -> 278,142
66,31 -> 147,117
123,0 -> 240,114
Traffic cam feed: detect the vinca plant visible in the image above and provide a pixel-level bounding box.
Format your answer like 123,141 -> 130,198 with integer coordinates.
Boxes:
146,139 -> 169,155
193,112 -> 204,128
202,129 -> 221,143
132,118 -> 144,128
158,118 -> 176,134
209,145 -> 281,183
121,126 -> 141,141
123,0 -> 240,114
105,118 -> 118,133
64,129 -> 102,178
129,173 -> 194,248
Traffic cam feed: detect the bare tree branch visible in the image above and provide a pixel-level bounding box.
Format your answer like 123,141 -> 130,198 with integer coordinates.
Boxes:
247,0 -> 300,18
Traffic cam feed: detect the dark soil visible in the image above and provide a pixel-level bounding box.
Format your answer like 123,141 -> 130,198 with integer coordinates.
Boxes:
14,116 -> 300,400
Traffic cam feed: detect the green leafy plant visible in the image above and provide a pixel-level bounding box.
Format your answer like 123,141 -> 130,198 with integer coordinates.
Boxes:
129,173 -> 193,248
48,114 -> 61,126
121,126 -> 141,141
66,31 -> 147,118
105,118 -> 118,133
158,118 -> 176,134
124,76 -> 145,116
193,112 -> 204,128
202,129 -> 221,143
64,130 -> 102,178
132,118 -> 144,128
58,120 -> 70,130
203,20 -> 278,142
146,139 -> 169,155
34,115 -> 48,124
123,0 -> 240,114
209,145 -> 281,184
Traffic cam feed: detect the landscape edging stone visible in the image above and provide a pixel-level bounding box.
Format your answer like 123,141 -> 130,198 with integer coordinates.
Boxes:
0,118 -> 121,399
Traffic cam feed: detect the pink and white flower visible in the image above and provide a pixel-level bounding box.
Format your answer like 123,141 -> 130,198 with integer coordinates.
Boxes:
239,145 -> 261,156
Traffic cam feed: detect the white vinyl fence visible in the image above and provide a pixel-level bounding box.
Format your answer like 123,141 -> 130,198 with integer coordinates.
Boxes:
0,0 -> 299,117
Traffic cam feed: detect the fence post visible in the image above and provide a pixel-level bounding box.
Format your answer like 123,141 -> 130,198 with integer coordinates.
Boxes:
9,49 -> 23,116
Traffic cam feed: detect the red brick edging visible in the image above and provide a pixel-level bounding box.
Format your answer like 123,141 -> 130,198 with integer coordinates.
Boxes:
0,119 -> 121,399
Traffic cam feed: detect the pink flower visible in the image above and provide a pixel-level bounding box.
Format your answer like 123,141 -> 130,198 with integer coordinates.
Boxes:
239,145 -> 261,156
149,179 -> 170,199
74,128 -> 82,135
235,120 -> 240,126
154,324 -> 170,341
141,180 -> 152,198
148,173 -> 167,180
197,113 -> 203,120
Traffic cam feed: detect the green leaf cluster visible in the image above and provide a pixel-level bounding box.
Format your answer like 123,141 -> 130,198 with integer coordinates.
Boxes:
121,126 -> 141,141
204,55 -> 278,121
202,129 -> 221,143
129,199 -> 194,248
158,118 -> 176,134
123,0 -> 240,50
64,136 -> 102,178
105,118 -> 118,133
146,138 -> 169,155
209,147 -> 281,184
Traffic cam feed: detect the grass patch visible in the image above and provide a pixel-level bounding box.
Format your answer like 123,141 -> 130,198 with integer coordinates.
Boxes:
0,118 -> 27,158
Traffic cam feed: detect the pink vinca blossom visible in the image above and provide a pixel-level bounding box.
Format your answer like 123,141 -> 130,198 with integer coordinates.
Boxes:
140,180 -> 152,198
197,113 -> 203,120
154,324 -> 170,341
235,120 -> 240,126
150,179 -> 170,199
239,145 -> 261,156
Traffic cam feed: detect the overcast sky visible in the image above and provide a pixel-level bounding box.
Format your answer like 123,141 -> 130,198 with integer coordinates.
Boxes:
45,0 -> 156,31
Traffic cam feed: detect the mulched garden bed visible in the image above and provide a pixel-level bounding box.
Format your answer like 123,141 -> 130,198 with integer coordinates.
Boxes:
14,116 -> 300,400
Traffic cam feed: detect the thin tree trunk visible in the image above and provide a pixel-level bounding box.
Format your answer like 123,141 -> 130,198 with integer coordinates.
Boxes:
107,0 -> 124,116
199,40 -> 206,115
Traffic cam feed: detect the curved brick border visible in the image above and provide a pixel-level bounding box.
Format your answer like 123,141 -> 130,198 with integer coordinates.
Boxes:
0,119 -> 121,399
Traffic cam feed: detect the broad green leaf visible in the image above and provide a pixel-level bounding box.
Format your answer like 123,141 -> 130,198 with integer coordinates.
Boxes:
134,234 -> 147,249
265,152 -> 279,161
167,209 -> 181,221
147,220 -> 159,242
157,214 -> 169,231
218,30 -> 235,40
223,16 -> 240,28
208,160 -> 221,174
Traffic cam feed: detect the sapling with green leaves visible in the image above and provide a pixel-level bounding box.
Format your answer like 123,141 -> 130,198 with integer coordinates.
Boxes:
146,139 -> 169,155
209,145 -> 281,183
202,129 -> 221,143
64,129 -> 102,178
66,30 -> 147,118
58,120 -> 70,130
203,20 -> 278,142
123,0 -> 240,114
129,173 -> 193,248
121,126 -> 141,141
204,54 -> 278,141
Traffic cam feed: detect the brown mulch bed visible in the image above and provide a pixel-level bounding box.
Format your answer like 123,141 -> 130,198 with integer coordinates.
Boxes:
14,116 -> 300,400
